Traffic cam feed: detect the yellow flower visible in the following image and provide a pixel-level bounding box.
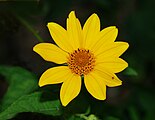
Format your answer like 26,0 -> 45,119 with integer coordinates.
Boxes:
33,11 -> 129,106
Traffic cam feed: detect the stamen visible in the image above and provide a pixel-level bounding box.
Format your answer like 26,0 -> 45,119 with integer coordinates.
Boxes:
67,48 -> 95,75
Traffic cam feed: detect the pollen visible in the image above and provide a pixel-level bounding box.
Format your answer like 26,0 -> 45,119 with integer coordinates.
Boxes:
67,48 -> 95,75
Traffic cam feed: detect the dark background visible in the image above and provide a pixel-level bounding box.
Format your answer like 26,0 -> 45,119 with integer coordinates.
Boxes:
0,0 -> 155,120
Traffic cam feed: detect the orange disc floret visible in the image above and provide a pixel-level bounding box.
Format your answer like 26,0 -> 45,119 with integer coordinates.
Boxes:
67,48 -> 95,75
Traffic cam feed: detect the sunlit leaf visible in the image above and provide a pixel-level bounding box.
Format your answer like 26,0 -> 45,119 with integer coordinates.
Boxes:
0,92 -> 62,120
0,66 -> 38,111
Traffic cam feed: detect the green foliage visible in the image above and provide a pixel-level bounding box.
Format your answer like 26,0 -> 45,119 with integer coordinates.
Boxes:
0,66 -> 38,111
105,116 -> 119,120
68,115 -> 84,120
0,92 -> 62,120
123,67 -> 138,76
69,114 -> 99,120
128,106 -> 139,120
0,66 -> 62,120
138,89 -> 155,120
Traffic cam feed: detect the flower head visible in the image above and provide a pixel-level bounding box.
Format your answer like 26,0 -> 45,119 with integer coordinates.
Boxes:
33,11 -> 129,106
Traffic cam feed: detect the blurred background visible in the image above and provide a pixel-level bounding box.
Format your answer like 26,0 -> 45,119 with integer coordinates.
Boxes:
0,0 -> 155,120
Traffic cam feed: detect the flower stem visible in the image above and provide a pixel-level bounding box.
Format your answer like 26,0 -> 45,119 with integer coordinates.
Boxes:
16,15 -> 44,43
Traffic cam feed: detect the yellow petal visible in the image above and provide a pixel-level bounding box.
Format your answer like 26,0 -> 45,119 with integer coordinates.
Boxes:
93,67 -> 122,87
84,72 -> 106,100
47,22 -> 73,53
33,43 -> 68,64
39,66 -> 71,87
96,58 -> 128,73
67,11 -> 83,49
60,74 -> 81,106
95,42 -> 129,58
83,13 -> 100,49
90,26 -> 118,52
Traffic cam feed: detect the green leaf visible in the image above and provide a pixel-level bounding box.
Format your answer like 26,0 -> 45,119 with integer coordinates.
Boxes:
87,114 -> 100,120
0,66 -> 38,111
128,106 -> 139,120
138,90 -> 155,120
105,116 -> 120,120
71,114 -> 99,120
0,92 -> 62,120
123,67 -> 138,76
68,115 -> 84,120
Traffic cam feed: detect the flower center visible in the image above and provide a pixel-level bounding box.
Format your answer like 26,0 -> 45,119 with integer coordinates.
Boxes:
67,48 -> 95,75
